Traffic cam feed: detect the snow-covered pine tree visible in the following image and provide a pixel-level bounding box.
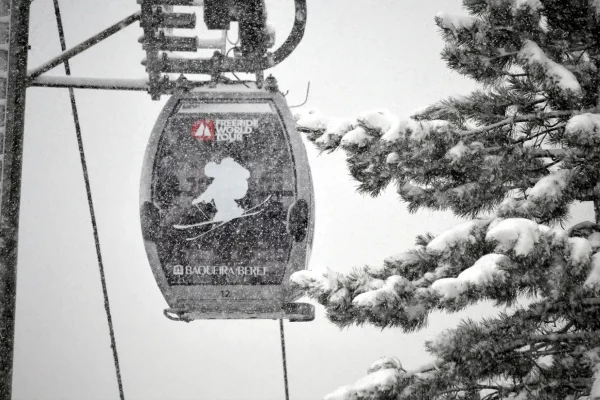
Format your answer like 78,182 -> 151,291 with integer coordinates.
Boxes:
291,1 -> 600,399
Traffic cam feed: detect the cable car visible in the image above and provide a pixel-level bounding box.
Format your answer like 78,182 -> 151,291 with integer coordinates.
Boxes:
140,84 -> 314,322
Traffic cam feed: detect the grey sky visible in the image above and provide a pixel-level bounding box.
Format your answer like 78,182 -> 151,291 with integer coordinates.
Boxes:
12,0 -> 594,399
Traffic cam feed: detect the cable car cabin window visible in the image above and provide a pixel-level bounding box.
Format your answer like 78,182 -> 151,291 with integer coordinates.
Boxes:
151,100 -> 297,287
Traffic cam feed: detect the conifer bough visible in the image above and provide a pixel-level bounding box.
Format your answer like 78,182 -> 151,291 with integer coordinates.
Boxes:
292,0 -> 600,399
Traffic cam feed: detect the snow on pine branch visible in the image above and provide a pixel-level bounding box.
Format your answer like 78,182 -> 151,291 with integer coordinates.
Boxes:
585,253 -> 600,289
320,306 -> 600,400
290,217 -> 600,330
514,0 -> 542,13
324,358 -> 439,400
435,12 -> 477,35
294,108 -> 451,149
486,218 -> 540,256
587,347 -> 600,399
518,40 -> 582,94
352,276 -> 411,307
565,113 -> 600,147
430,253 -> 510,299
295,104 -> 600,220
435,0 -> 542,38
289,268 -> 340,297
527,170 -> 571,210
426,218 -> 491,252
324,368 -> 400,400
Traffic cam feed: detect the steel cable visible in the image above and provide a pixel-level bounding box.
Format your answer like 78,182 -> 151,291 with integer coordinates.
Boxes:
279,319 -> 290,400
51,1 -> 125,399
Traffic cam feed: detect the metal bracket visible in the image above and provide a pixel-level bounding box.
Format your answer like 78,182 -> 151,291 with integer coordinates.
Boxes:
26,12 -> 141,82
139,0 -> 306,99
148,0 -> 306,75
26,1 -> 307,100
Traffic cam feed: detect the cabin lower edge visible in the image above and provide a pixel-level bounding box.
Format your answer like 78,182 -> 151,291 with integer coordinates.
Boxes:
163,302 -> 315,322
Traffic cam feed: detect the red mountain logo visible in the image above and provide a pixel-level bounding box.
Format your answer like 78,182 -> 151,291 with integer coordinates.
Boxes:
191,120 -> 215,141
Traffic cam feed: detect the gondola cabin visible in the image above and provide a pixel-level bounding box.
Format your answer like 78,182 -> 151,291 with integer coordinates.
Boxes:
140,86 -> 314,322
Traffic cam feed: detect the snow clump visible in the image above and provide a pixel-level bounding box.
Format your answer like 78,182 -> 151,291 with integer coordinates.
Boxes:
584,347 -> 600,398
386,152 -> 400,165
497,197 -> 530,218
486,218 -> 540,256
567,237 -> 592,266
328,287 -> 351,305
380,119 -> 450,143
565,113 -> 600,145
446,141 -> 471,162
518,40 -> 582,94
584,253 -> 600,289
430,278 -> 466,299
566,113 -> 600,134
410,120 -> 451,142
457,254 -> 509,285
528,169 -> 570,206
435,12 -> 477,35
430,254 -> 509,299
295,109 -> 329,130
323,385 -> 356,400
315,118 -> 355,147
324,369 -> 399,400
589,232 -> 600,250
358,110 -> 400,137
367,356 -> 404,373
538,224 -> 568,247
427,219 -> 491,252
353,275 -> 411,307
513,0 -> 542,13
290,269 -> 338,295
351,369 -> 399,399
341,126 -> 373,148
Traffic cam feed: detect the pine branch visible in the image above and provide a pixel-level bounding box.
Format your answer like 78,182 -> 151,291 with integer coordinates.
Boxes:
487,51 -> 520,61
404,360 -> 440,377
556,44 -> 592,53
512,124 -> 566,144
582,298 -> 600,306
499,331 -> 600,354
459,108 -> 598,137
296,125 -> 325,135
437,385 -> 502,395
528,148 -> 567,158
309,1 -> 600,398
479,146 -> 566,158
503,72 -> 529,77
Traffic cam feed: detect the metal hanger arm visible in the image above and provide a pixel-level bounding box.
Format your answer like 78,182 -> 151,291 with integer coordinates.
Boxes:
27,11 -> 141,81
29,76 -> 149,90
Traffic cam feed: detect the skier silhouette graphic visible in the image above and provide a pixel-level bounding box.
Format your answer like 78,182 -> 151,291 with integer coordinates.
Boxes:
191,157 -> 250,222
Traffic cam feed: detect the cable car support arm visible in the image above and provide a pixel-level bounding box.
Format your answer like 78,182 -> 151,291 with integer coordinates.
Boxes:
28,0 -> 308,97
27,11 -> 141,81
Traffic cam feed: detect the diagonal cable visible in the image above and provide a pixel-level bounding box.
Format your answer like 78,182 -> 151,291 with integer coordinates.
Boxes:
51,1 -> 125,399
